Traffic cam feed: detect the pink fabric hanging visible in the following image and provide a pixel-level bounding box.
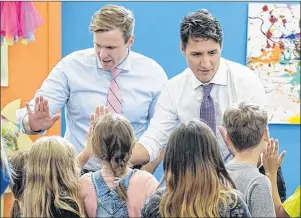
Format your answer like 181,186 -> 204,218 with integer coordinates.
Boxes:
0,1 -> 43,45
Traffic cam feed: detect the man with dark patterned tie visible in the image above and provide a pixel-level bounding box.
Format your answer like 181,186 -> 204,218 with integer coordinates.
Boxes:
131,8 -> 267,165
130,9 -> 286,201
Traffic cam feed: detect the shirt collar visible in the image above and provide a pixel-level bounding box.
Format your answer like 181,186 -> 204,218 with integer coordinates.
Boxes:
96,49 -> 133,72
191,57 -> 228,90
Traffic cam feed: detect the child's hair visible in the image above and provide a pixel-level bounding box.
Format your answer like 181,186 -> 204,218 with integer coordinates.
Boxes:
160,120 -> 238,217
23,136 -> 84,217
223,101 -> 268,152
9,151 -> 28,218
92,114 -> 135,201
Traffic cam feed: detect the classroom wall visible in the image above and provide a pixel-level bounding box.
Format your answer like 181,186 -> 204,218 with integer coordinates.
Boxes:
1,2 -> 61,140
1,2 -> 61,217
61,1 -> 300,196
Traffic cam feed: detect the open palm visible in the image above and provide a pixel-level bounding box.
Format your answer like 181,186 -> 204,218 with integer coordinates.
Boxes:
26,96 -> 60,131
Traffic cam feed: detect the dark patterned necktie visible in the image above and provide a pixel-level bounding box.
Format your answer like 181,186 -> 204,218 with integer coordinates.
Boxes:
200,83 -> 216,134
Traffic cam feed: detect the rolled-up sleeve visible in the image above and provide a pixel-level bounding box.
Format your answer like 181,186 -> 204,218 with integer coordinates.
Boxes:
138,84 -> 179,161
16,58 -> 70,134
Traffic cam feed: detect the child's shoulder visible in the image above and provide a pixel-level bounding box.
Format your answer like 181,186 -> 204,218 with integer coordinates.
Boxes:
131,169 -> 157,179
129,169 -> 159,185
79,172 -> 93,184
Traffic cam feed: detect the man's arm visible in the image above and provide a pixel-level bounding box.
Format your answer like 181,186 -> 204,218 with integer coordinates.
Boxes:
138,69 -> 168,171
130,83 -> 179,166
130,143 -> 151,166
16,58 -> 70,134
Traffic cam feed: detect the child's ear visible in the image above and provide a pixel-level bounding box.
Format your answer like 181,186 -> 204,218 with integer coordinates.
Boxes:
218,125 -> 236,156
263,128 -> 269,142
225,134 -> 236,156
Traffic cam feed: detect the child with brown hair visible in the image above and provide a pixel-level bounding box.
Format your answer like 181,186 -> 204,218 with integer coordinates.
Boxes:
80,106 -> 159,217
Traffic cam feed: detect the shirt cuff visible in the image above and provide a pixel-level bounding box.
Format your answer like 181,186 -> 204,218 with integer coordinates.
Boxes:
138,136 -> 162,162
18,111 -> 45,135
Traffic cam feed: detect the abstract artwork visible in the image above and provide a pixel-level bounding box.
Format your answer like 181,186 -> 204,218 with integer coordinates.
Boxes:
247,3 -> 300,124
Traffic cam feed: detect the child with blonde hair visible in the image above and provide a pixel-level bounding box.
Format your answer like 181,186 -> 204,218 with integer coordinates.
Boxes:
22,136 -> 88,218
80,106 -> 159,217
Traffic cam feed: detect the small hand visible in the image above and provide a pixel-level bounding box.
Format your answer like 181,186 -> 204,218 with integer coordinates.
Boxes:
85,106 -> 110,157
263,138 -> 286,175
94,105 -> 110,123
26,96 -> 60,131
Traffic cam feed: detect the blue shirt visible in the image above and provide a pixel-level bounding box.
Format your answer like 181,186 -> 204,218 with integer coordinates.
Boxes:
0,162 -> 10,195
16,48 -> 168,170
1,143 -> 10,195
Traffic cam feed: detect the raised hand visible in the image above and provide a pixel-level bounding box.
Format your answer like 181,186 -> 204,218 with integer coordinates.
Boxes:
76,106 -> 110,168
86,106 -> 110,156
94,105 -> 110,123
26,96 -> 60,131
263,138 -> 286,175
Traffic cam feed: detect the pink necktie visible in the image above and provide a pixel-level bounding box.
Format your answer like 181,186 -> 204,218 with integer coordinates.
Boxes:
107,68 -> 122,114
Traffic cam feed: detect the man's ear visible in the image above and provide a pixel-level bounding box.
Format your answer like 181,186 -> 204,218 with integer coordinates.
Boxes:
127,35 -> 134,48
180,42 -> 186,57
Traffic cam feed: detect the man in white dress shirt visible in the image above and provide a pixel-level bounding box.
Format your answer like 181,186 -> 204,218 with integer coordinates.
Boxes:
130,9 -> 268,167
131,10 -> 286,201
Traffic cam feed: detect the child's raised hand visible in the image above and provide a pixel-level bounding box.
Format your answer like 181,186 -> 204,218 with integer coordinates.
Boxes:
86,106 -> 111,156
262,138 -> 286,175
94,105 -> 110,123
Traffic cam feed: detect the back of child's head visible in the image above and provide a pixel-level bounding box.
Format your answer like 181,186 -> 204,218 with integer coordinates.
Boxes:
10,151 -> 28,218
223,102 -> 268,152
160,120 -> 237,217
23,136 -> 83,217
92,114 -> 135,201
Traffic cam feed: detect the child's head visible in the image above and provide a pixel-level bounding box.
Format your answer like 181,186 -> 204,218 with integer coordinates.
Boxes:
92,114 -> 135,173
23,136 -> 83,217
160,120 -> 236,217
223,102 -> 268,153
92,114 -> 135,200
10,151 -> 28,218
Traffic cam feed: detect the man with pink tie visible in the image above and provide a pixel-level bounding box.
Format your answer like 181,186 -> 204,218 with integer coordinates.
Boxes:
16,4 -> 168,173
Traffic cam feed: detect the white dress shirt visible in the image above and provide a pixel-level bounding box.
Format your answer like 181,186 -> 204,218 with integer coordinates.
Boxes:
16,48 -> 168,171
138,57 -> 267,162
